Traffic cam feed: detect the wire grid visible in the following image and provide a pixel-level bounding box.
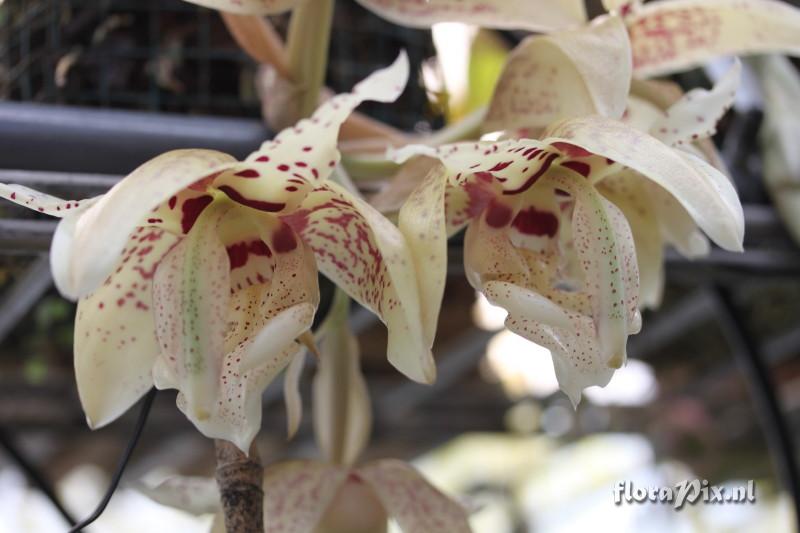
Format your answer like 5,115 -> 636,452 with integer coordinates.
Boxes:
0,0 -> 438,129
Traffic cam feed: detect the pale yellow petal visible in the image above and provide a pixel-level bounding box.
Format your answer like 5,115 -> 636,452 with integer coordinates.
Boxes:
262,460 -> 348,533
152,202 -> 231,425
357,459 -> 471,533
543,115 -> 744,251
312,292 -> 372,467
629,0 -> 800,77
484,15 -> 631,133
651,59 -> 740,147
75,229 -> 179,428
287,182 -> 434,384
65,149 -> 235,299
136,475 -> 220,516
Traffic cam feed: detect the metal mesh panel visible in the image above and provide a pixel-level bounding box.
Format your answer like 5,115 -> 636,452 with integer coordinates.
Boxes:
0,0 -> 438,128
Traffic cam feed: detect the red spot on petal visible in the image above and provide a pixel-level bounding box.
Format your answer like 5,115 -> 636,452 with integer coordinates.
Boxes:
562,160 -> 591,178
256,155 -> 270,162
272,223 -> 298,253
485,199 -> 513,228
512,206 -> 559,237
168,196 -> 177,209
217,185 -> 286,212
234,169 -> 260,178
277,164 -> 290,172
551,142 -> 593,158
181,195 -> 214,233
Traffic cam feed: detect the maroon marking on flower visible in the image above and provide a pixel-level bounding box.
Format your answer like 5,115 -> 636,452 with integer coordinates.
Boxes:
551,142 -> 593,158
234,169 -> 260,178
272,223 -> 298,253
181,195 -> 214,233
485,199 -> 513,228
512,206 -> 559,237
562,160 -> 591,178
217,185 -> 286,212
503,153 -> 559,195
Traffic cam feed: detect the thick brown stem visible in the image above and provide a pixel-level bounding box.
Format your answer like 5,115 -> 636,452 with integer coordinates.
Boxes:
214,440 -> 264,533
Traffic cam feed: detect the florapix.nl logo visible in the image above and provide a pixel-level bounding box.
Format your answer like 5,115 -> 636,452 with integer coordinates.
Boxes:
613,480 -> 756,509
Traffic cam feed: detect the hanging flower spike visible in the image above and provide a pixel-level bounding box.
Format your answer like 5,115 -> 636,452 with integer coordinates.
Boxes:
0,53 -> 425,452
623,0 -> 800,77
182,0 -> 586,32
483,15 -> 632,136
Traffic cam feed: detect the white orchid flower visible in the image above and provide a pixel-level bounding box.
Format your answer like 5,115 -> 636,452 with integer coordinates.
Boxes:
139,290 -> 471,532
181,0 -> 587,32
389,17 -> 744,405
0,53 -> 437,453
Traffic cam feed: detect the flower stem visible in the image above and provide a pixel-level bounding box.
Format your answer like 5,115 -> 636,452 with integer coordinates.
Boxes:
214,440 -> 264,533
286,0 -> 335,120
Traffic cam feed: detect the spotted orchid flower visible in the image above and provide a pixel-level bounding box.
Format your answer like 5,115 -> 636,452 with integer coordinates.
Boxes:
389,19 -> 744,404
0,53 -> 435,453
484,14 -> 743,309
605,0 -> 800,78
181,0 -> 587,32
138,291 -> 471,533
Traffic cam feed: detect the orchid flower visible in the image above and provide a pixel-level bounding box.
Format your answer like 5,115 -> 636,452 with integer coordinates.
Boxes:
182,0 -> 587,32
138,290 -> 472,533
484,14 -> 743,309
389,16 -> 744,405
605,0 -> 800,78
0,53 -> 437,453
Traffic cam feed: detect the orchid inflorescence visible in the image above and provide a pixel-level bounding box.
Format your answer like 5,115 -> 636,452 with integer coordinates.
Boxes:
3,0 -> 800,531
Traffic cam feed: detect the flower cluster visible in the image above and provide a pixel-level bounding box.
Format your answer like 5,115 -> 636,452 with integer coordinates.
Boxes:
4,0 -> 800,530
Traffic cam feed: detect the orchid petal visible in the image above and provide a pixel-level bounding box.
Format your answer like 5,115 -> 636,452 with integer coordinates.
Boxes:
312,294 -> 371,467
355,0 -> 586,32
170,220 -> 317,452
75,229 -> 179,428
391,139 -> 561,197
646,181 -> 710,258
630,79 -> 731,173
651,59 -> 740,147
180,0 -> 298,15
261,460 -> 348,533
484,15 -> 632,134
357,459 -> 471,533
286,181 -> 434,384
599,173 -> 665,309
543,116 -> 744,251
136,476 -> 221,515
212,53 -> 409,215
398,164 -> 449,347
369,156 -> 439,215
551,173 -> 640,368
0,184 -> 94,217
283,349 -> 306,440
153,202 -> 231,426
628,0 -> 800,77
61,149 -> 235,299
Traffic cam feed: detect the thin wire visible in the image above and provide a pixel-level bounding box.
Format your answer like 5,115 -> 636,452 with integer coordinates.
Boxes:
0,427 -> 78,527
67,388 -> 157,533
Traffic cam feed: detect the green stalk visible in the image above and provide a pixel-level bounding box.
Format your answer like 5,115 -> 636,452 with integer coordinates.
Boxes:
286,0 -> 335,120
